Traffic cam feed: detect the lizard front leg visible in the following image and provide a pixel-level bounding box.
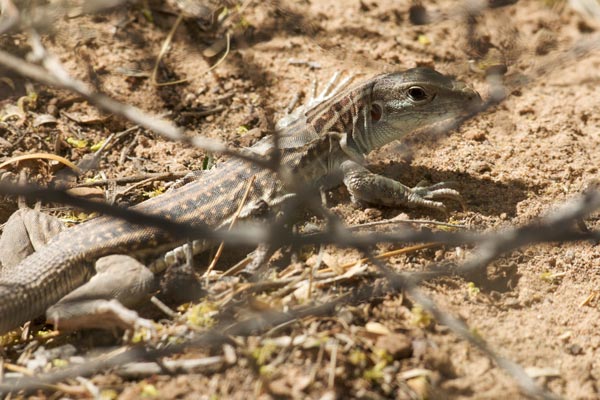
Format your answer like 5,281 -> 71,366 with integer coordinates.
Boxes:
340,160 -> 463,213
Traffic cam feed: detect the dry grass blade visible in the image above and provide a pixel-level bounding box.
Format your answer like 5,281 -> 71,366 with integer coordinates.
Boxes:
318,243 -> 441,274
150,10 -> 232,87
0,153 -> 82,174
151,13 -> 184,86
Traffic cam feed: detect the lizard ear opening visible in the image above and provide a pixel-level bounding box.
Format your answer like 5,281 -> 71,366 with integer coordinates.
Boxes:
370,103 -> 382,122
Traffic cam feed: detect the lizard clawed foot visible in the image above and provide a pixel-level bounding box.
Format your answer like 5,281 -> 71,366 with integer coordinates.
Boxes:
409,181 -> 465,212
241,244 -> 275,281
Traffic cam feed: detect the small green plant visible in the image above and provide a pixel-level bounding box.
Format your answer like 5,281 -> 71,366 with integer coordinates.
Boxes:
467,282 -> 480,298
66,137 -> 88,149
252,342 -> 277,366
411,305 -> 432,328
186,302 -> 218,328
140,383 -> 159,398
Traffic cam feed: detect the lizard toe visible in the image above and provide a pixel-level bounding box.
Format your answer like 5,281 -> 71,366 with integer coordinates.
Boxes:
423,188 -> 466,211
409,185 -> 464,212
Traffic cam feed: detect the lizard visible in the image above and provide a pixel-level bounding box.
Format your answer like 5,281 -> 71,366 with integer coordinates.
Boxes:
0,67 -> 482,335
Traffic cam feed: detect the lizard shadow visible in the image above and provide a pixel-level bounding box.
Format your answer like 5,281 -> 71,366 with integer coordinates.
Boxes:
374,163 -> 536,218
366,162 -> 532,295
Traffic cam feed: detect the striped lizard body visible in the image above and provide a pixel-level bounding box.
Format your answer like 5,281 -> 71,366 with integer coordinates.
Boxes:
0,68 -> 481,334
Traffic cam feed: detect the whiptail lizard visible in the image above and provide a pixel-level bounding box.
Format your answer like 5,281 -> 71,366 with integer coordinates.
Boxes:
0,68 -> 481,334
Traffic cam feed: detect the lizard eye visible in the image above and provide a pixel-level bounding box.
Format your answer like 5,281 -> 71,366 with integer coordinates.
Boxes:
407,86 -> 428,102
370,103 -> 382,122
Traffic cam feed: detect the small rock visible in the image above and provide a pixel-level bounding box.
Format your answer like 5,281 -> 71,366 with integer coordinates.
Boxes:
268,378 -> 292,397
366,322 -> 392,335
489,291 -> 502,301
223,344 -> 237,365
434,249 -> 445,261
471,161 -> 492,174
464,130 -> 487,142
409,4 -> 430,25
319,391 -> 336,400
375,333 -> 412,359
47,104 -> 59,117
183,92 -> 196,106
406,376 -> 431,398
0,137 -> 12,148
566,344 -> 583,356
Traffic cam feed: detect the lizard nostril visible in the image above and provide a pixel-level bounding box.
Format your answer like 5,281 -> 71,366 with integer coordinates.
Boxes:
465,88 -> 482,104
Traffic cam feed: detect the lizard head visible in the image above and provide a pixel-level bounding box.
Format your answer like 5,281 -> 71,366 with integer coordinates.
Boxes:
348,67 -> 482,155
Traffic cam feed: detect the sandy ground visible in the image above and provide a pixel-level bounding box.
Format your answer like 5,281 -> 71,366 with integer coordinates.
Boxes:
1,1 -> 600,399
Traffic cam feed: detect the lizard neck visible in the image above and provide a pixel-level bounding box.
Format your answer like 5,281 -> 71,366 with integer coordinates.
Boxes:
305,82 -> 377,156
302,80 -> 418,157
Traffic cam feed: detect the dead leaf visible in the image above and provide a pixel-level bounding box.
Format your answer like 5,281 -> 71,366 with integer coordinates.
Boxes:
32,113 -> 58,127
66,187 -> 105,202
365,321 -> 392,336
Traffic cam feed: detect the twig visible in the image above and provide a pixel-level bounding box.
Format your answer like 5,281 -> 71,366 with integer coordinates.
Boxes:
150,296 -> 177,319
116,175 -> 172,198
221,255 -> 253,276
6,180 -> 600,253
327,340 -> 337,389
318,243 -> 441,274
151,13 -> 184,86
308,245 -> 325,299
151,11 -> 231,87
347,217 -> 467,231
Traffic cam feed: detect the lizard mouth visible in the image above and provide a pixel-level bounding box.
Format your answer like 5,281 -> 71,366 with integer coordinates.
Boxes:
405,110 -> 475,141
